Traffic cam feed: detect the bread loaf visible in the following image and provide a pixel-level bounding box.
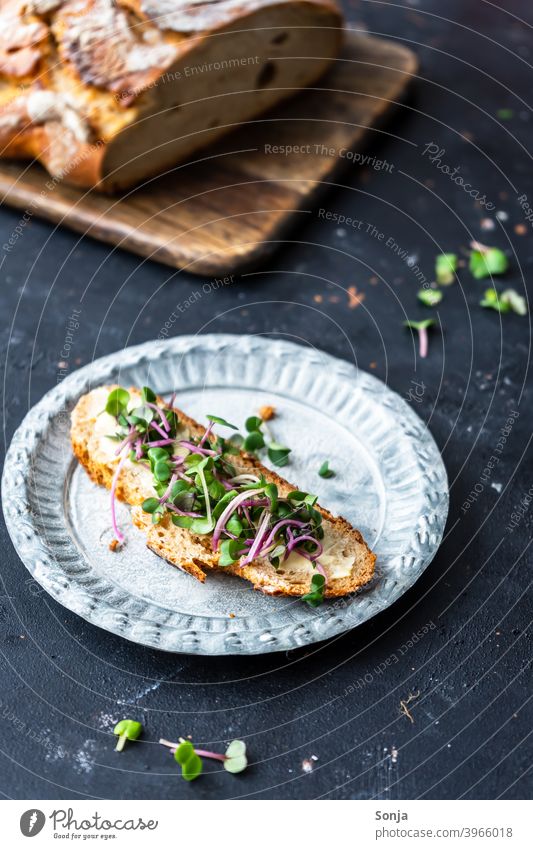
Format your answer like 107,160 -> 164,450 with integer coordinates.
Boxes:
0,0 -> 342,191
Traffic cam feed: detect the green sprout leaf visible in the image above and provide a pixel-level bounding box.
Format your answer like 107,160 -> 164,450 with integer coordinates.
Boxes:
206,414 -> 238,430
404,319 -> 436,331
171,514 -> 193,529
245,416 -> 263,433
128,405 -> 153,426
142,497 -> 160,514
174,741 -> 203,782
318,461 -> 335,479
141,386 -> 156,404
501,289 -> 527,316
174,740 -> 195,765
244,431 -> 265,452
224,740 -> 248,774
154,459 -> 172,482
106,387 -> 130,418
264,483 -> 278,513
480,288 -> 508,313
497,108 -> 514,120
469,246 -> 508,279
418,288 -> 443,307
302,573 -> 326,608
287,490 -> 312,503
218,538 -> 247,567
435,253 -> 457,285
190,516 -> 215,535
267,442 -> 291,467
113,719 -> 142,752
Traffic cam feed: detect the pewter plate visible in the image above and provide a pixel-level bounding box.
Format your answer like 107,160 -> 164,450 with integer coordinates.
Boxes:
2,335 -> 448,655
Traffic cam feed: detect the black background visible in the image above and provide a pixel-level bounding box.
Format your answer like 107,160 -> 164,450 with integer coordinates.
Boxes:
0,0 -> 531,800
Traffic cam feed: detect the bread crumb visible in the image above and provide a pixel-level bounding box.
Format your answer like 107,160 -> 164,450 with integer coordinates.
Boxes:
514,223 -> 527,235
229,613 -> 235,619
347,285 -> 365,309
109,539 -> 121,552
302,759 -> 313,773
259,405 -> 276,421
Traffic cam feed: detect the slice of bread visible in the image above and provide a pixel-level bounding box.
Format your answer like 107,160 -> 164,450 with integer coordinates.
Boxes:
71,386 -> 376,598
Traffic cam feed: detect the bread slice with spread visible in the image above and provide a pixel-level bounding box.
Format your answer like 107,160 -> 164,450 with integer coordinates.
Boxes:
71,385 -> 375,602
0,0 -> 342,191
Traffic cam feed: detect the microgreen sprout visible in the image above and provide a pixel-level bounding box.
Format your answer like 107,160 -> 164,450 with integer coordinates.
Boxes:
302,572 -> 326,607
435,253 -> 457,285
418,288 -> 442,307
318,461 -> 335,479
267,442 -> 291,467
480,288 -> 527,315
469,242 -> 508,279
404,319 -> 436,359
206,414 -> 238,430
104,387 -> 323,605
113,719 -> 142,752
242,414 -> 291,467
159,738 -> 248,779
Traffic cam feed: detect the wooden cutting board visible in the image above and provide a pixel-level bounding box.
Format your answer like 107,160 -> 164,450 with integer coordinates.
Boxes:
0,33 -> 416,276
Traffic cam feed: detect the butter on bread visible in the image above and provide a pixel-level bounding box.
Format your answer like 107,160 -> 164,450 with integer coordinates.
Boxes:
71,386 -> 376,598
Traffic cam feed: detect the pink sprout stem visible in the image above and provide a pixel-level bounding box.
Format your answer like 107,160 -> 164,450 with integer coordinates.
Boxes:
193,749 -> 227,763
199,422 -> 214,447
158,739 -> 227,762
419,326 -> 428,359
145,438 -> 175,448
146,402 -> 170,432
150,420 -> 168,440
212,488 -> 263,549
159,473 -> 178,504
110,449 -> 130,543
179,440 -> 216,456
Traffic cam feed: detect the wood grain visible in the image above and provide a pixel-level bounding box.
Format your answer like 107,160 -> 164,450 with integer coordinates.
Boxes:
0,33 -> 417,275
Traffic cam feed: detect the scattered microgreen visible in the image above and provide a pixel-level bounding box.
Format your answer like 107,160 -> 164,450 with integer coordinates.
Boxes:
418,288 -> 443,307
267,442 -> 291,467
469,244 -> 508,279
480,288 -> 527,315
160,737 -> 248,780
318,461 -> 335,479
404,319 -> 436,359
497,108 -> 514,120
435,253 -> 457,285
302,573 -> 326,607
245,416 -> 263,432
113,719 -> 142,752
243,431 -> 265,452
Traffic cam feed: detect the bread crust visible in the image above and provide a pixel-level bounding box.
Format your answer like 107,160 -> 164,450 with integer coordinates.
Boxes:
71,386 -> 376,599
0,0 -> 342,190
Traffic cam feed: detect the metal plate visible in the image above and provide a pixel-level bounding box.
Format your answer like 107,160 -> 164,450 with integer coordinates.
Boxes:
2,335 -> 448,655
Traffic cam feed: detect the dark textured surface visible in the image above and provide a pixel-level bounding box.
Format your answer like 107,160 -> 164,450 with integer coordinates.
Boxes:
0,0 -> 531,800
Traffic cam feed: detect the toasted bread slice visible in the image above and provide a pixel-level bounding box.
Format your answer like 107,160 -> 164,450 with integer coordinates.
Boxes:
71,386 -> 376,598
